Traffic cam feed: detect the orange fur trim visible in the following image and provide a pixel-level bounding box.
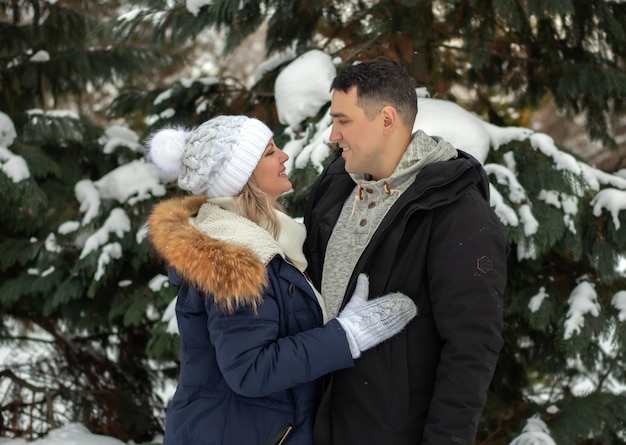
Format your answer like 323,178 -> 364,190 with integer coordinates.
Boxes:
147,195 -> 267,312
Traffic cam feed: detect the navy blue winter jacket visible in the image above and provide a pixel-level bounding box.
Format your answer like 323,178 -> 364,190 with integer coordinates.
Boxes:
148,196 -> 353,445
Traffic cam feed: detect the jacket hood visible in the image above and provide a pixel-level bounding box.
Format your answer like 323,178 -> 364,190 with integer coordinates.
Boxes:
147,195 -> 267,312
405,149 -> 491,207
322,146 -> 489,211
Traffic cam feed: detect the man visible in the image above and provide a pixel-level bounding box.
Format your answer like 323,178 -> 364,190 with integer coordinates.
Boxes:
303,57 -> 509,444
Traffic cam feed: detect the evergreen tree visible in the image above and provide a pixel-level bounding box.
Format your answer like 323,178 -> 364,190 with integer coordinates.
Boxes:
0,0 -> 177,441
151,0 -> 626,148
2,1 -> 626,444
110,1 -> 626,444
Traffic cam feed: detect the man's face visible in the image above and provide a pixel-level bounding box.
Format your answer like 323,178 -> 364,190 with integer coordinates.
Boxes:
329,87 -> 385,178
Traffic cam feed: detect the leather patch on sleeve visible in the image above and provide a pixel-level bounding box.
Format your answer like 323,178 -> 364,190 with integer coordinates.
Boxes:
476,255 -> 493,274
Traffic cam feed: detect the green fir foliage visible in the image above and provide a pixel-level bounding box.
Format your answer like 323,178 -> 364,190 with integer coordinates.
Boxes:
2,1 -> 626,444
549,393 -> 626,444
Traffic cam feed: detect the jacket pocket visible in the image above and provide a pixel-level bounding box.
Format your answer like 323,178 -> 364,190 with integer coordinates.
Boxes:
266,422 -> 293,445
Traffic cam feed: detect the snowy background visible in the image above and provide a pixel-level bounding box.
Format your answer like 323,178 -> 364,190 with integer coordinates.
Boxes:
2,2 -> 626,442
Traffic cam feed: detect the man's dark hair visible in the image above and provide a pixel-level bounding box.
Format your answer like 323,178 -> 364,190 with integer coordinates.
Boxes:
330,57 -> 418,125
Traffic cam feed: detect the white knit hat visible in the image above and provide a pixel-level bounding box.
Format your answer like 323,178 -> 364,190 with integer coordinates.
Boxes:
146,116 -> 273,197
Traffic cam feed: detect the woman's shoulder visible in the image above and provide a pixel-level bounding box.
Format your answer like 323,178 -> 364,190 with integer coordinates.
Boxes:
149,196 -> 269,313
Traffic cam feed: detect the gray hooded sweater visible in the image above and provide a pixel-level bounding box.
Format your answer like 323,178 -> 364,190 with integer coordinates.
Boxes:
321,130 -> 458,317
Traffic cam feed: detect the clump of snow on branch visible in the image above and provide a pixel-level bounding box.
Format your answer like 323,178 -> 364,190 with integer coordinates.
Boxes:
612,290 -> 626,321
275,50 -> 336,130
529,287 -> 549,313
0,111 -> 29,182
564,280 -> 600,340
100,125 -> 144,154
79,208 -> 130,259
590,188 -> 626,229
509,415 -> 556,445
0,111 -> 17,146
186,0 -> 212,16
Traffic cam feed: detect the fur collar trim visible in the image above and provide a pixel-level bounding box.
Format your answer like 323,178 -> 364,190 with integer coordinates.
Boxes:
147,195 -> 267,312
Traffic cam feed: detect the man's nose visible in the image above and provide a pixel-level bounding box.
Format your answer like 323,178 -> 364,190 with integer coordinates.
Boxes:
329,127 -> 341,142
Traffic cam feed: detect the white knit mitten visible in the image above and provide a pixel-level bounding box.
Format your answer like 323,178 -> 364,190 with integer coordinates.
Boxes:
335,274 -> 417,359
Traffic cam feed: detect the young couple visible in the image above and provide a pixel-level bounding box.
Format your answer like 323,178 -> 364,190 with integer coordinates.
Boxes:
147,57 -> 509,445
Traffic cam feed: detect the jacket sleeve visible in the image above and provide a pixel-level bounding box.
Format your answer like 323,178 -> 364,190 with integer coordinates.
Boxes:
424,187 -> 508,443
206,282 -> 354,398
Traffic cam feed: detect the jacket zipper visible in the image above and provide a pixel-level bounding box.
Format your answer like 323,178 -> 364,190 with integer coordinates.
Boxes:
267,422 -> 293,445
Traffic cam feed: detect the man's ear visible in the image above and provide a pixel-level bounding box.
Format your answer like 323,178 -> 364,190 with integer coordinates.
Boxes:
381,106 -> 397,134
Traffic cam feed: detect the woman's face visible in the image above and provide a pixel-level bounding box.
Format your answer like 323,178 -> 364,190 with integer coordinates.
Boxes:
251,139 -> 292,202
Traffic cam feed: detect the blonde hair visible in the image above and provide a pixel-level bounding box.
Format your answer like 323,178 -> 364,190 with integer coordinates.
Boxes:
236,179 -> 282,239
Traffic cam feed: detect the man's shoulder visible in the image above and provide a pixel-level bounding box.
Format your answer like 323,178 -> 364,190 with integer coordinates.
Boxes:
406,150 -> 491,204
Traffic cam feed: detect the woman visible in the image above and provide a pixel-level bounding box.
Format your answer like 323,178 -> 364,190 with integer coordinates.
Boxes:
146,115 -> 417,445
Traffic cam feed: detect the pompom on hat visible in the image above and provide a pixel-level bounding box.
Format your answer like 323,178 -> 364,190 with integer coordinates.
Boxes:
147,115 -> 273,198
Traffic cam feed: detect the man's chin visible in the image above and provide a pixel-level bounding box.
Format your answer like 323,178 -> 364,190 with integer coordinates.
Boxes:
343,163 -> 359,174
